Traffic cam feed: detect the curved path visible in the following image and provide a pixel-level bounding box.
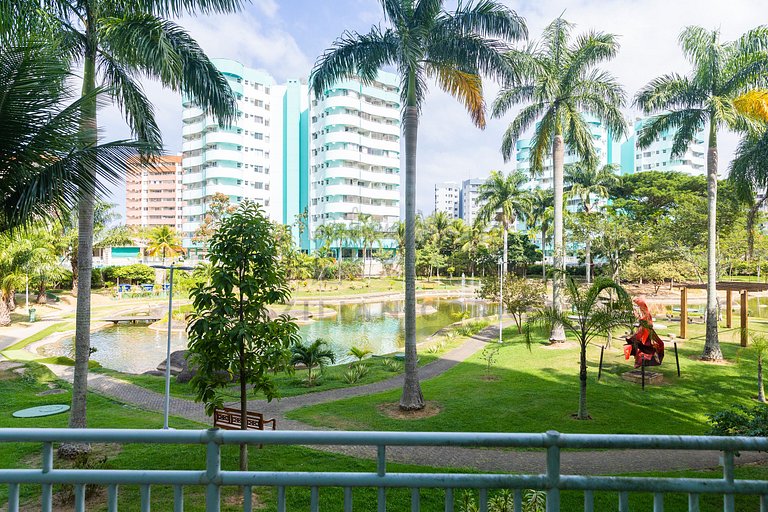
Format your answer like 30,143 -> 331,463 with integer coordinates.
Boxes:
39,322 -> 768,475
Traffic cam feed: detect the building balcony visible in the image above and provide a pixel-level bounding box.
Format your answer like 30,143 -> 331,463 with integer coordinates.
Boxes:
182,154 -> 204,168
182,188 -> 205,201
204,149 -> 243,164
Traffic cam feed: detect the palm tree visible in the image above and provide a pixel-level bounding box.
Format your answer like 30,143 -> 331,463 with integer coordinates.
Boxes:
564,162 -> 619,283
635,26 -> 768,361
476,170 -> 531,275
311,0 -> 526,411
291,339 -> 336,386
146,226 -> 184,265
526,188 -> 553,281
493,17 -> 627,342
729,131 -> 768,261
0,40 -> 142,230
460,222 -> 487,279
3,0 -> 242,434
356,214 -> 381,278
526,276 -> 634,419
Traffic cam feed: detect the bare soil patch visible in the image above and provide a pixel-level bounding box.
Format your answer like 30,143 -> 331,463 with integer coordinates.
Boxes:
542,341 -> 578,350
377,401 -> 442,420
688,355 -> 735,366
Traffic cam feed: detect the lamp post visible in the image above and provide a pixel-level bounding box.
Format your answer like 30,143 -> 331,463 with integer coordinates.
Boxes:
498,256 -> 504,344
152,263 -> 194,430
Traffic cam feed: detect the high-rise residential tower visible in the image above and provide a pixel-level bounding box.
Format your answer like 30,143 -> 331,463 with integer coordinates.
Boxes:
459,178 -> 486,225
180,59 -> 284,255
125,154 -> 184,231
435,182 -> 460,218
620,117 -> 706,175
308,71 -> 401,253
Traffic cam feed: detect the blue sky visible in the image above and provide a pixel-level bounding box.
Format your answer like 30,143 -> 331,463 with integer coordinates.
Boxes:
99,0 -> 764,217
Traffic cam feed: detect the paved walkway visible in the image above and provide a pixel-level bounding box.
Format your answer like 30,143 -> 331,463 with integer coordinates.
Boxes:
40,321 -> 768,475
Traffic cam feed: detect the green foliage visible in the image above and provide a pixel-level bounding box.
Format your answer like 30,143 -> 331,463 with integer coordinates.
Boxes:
112,264 -> 155,284
348,346 -> 372,362
291,339 -> 336,386
381,358 -> 403,373
708,404 -> 768,437
479,275 -> 545,333
187,201 -> 300,415
460,489 -> 546,512
342,364 -> 369,384
454,320 -> 490,337
90,268 -> 104,289
480,343 -> 501,376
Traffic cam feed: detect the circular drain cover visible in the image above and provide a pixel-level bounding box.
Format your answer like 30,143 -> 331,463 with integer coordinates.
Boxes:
13,404 -> 70,418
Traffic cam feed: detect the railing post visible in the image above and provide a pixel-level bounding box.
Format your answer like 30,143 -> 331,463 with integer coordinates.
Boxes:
545,430 -> 560,512
8,483 -> 19,512
723,451 -> 735,512
41,442 -> 53,512
205,430 -> 221,512
377,445 -> 386,512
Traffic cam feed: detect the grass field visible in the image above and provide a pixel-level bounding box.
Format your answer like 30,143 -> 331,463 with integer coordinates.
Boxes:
288,322 -> 764,436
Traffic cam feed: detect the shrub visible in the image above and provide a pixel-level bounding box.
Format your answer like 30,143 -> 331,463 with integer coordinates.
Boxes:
342,364 -> 369,384
90,268 -> 104,289
113,264 -> 155,284
381,358 -> 402,372
455,320 -> 489,337
708,404 -> 768,436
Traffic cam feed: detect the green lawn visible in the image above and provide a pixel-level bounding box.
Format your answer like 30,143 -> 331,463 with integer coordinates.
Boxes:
1,362 -> 766,511
288,322 -> 763,436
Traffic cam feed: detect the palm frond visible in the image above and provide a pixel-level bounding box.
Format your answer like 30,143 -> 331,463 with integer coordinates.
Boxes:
636,110 -> 705,153
430,64 -> 485,127
441,0 -> 527,41
634,73 -> 704,113
498,102 -> 546,162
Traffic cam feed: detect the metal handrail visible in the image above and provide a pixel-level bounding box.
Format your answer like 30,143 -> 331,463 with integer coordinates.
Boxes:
0,429 -> 766,512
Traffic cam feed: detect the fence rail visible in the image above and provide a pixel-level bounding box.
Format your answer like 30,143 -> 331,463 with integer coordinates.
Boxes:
0,428 -> 767,512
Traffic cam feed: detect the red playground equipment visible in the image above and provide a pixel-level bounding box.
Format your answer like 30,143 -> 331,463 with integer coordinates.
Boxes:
624,298 -> 665,368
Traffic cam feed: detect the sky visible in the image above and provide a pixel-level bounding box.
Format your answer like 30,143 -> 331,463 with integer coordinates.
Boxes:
97,0 -> 766,217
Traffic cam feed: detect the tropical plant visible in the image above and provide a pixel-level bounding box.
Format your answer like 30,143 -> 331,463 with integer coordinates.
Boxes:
729,127 -> 768,261
193,192 -> 237,250
459,222 -> 488,279
291,339 -> 336,386
187,201 -> 300,472
311,0 -> 526,410
708,404 -> 768,437
0,36 -> 142,230
565,162 -> 619,283
476,170 -> 531,275
493,17 -> 627,342
146,225 -> 184,265
742,334 -> 768,403
526,188 -> 553,281
526,276 -> 634,420
635,26 -> 768,361
479,274 -> 545,334
356,214 -> 381,278
348,346 -> 372,363
2,0 -> 242,437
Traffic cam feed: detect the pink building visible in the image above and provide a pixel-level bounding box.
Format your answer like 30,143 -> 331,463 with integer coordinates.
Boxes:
125,155 -> 184,231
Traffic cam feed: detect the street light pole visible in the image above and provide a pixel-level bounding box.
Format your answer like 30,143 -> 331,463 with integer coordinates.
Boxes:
152,263 -> 194,430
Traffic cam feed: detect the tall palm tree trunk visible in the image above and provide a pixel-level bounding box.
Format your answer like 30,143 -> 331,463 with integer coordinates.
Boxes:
70,40 -> 97,432
338,241 -> 343,284
702,120 -> 722,360
400,92 -> 424,410
502,224 -> 508,275
550,134 -> 566,342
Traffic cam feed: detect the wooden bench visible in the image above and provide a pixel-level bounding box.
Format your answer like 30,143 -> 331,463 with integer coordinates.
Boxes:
212,407 -> 276,431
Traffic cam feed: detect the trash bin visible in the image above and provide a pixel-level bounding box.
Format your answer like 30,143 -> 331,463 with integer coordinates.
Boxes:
28,308 -> 36,323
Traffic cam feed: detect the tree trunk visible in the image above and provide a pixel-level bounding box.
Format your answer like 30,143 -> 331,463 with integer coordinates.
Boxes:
399,90 -> 424,410
542,226 -> 547,282
69,40 -> 98,432
550,134 -> 566,342
7,291 -> 16,311
758,356 -> 765,403
338,242 -> 343,284
37,282 -> 48,304
577,343 -> 589,419
502,224 -> 508,275
585,238 -> 592,284
239,340 -> 248,472
702,120 -> 722,361
0,298 -> 10,326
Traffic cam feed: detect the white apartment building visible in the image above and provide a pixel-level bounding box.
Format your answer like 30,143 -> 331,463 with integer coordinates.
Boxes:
180,59 -> 283,254
309,71 -> 401,252
434,182 -> 460,218
459,178 -> 486,226
621,117 -> 706,175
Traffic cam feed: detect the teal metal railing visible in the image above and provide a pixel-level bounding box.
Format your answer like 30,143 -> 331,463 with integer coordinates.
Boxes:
0,429 -> 767,512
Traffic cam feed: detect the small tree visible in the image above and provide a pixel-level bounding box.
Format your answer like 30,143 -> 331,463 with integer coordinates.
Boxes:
478,275 -> 546,333
742,334 -> 768,403
187,201 -> 300,472
291,339 -> 336,386
526,276 -> 634,419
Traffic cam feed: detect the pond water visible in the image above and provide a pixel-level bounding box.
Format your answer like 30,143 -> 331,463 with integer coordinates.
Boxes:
665,296 -> 768,319
43,298 -> 498,374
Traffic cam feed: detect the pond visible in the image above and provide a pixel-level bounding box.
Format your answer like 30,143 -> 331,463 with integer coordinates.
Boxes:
665,296 -> 768,319
43,297 -> 497,374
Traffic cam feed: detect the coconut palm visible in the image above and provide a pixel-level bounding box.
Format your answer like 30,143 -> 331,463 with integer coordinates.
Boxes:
564,162 -> 619,283
460,222 -> 487,279
476,170 -> 531,275
356,214 -> 381,278
0,40 -> 142,230
526,188 -> 553,281
2,0 -> 242,433
311,0 -> 526,411
526,276 -> 634,419
291,339 -> 336,386
146,225 -> 184,265
729,131 -> 768,261
493,17 -> 627,342
635,26 -> 768,361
